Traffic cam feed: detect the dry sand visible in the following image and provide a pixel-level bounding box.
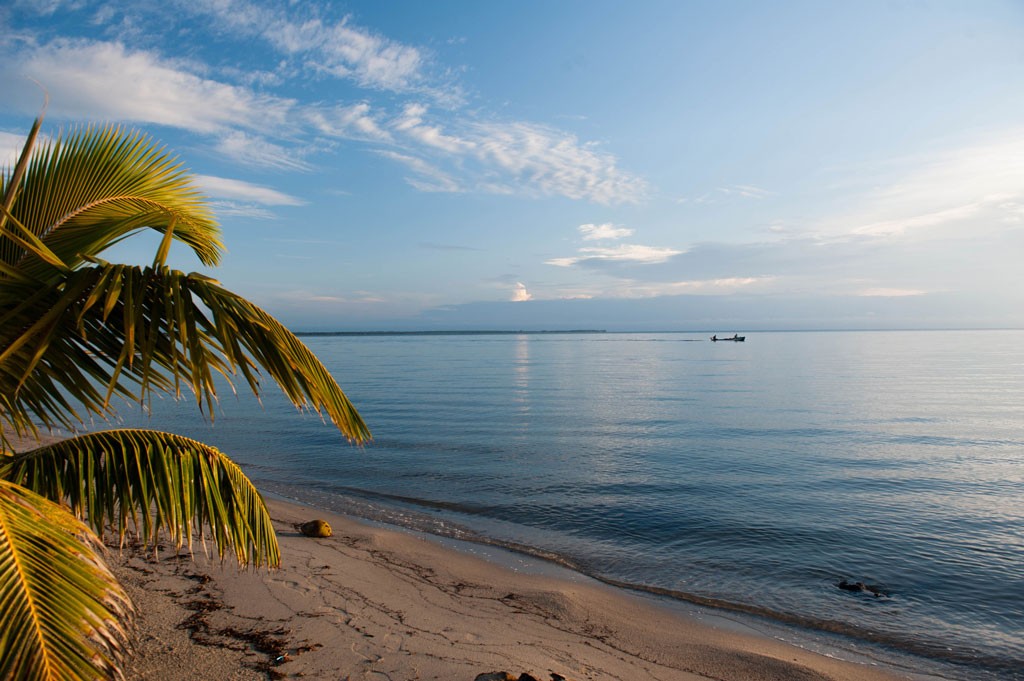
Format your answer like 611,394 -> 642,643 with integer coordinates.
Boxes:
110,496 -> 929,681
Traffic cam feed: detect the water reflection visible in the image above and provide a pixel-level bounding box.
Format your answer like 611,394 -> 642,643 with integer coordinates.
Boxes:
512,334 -> 531,428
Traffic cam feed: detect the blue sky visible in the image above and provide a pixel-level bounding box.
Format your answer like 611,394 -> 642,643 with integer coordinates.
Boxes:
2,0 -> 1023,330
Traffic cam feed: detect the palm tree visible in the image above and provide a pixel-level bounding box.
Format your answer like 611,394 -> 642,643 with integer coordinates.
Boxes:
0,117 -> 370,680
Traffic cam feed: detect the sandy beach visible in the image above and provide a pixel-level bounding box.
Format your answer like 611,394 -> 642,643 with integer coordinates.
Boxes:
109,496 -> 927,681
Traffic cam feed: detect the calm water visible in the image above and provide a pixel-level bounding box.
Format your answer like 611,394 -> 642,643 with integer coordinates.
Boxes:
110,330 -> 1024,679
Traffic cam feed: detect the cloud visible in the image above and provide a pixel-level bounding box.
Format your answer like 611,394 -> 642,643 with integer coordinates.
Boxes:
613,277 -> 773,298
213,131 -> 311,171
719,184 -> 773,199
578,223 -> 634,241
820,132 -> 1024,242
393,103 -> 473,153
348,100 -> 643,202
376,150 -> 463,193
679,184 -> 774,205
547,243 -> 683,267
538,276 -> 774,302
511,282 -> 532,302
305,103 -> 391,141
998,200 -> 1024,223
3,40 -> 294,134
303,21 -> 425,92
377,107 -> 647,203
208,202 -> 276,219
594,132 -> 1024,307
4,9 -> 646,204
276,290 -> 387,305
470,121 -> 646,204
849,202 -> 982,238
185,0 -> 431,95
0,131 -> 26,166
856,288 -> 928,297
194,175 -> 305,206
190,176 -> 298,219
370,105 -> 650,205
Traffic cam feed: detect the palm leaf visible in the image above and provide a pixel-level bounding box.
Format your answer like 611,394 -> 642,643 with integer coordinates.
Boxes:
0,118 -> 369,681
0,263 -> 370,443
0,478 -> 132,681
0,123 -> 221,276
0,430 -> 280,567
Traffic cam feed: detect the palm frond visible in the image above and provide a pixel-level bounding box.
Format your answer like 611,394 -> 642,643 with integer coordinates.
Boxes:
0,115 -> 42,220
0,118 -> 367,681
0,123 -> 221,276
0,430 -> 280,567
0,262 -> 370,443
0,478 -> 132,681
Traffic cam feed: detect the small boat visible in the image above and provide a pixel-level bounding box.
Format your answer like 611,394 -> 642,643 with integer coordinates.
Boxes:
710,334 -> 745,342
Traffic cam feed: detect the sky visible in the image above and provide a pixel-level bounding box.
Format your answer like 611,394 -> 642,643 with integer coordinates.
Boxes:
2,0 -> 1023,331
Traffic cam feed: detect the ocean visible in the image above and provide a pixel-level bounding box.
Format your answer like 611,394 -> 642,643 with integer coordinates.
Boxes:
109,330 -> 1024,680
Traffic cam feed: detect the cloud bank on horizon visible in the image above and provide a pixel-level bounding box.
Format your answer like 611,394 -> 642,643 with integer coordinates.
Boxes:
2,0 -> 1022,329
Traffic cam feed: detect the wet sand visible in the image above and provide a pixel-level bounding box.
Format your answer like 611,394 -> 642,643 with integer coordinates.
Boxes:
113,496 -> 924,681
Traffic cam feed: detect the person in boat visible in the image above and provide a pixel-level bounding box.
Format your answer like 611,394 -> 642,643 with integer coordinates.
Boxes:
711,334 -> 717,341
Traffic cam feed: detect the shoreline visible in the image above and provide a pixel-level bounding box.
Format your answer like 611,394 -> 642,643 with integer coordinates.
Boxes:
114,495 -> 933,681
261,487 -> 954,676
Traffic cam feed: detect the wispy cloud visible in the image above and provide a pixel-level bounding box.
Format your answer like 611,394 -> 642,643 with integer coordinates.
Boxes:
184,0 -> 439,97
615,276 -> 773,298
192,174 -> 304,220
998,200 -> 1024,223
10,0 -> 76,15
856,287 -> 928,297
4,5 -> 647,204
273,289 -> 390,306
549,223 -> 681,268
376,150 -> 463,193
213,131 -> 311,171
195,175 -> 305,206
547,243 -> 682,267
373,105 -> 647,203
820,132 -> 1024,242
393,103 -> 472,153
849,203 -> 982,239
303,292 -> 386,304
578,223 -> 634,240
306,103 -> 392,142
542,276 -> 773,302
207,202 -> 276,219
679,184 -> 774,204
720,184 -> 773,199
469,121 -> 646,204
4,40 -> 294,134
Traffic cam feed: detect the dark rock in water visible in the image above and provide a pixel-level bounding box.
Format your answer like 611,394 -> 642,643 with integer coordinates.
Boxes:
298,519 -> 332,538
838,580 -> 886,597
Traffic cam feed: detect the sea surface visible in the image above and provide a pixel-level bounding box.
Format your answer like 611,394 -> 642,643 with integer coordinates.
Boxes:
109,330 -> 1024,680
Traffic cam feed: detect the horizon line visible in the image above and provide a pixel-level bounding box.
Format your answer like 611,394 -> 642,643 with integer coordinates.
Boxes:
293,327 -> 1024,337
